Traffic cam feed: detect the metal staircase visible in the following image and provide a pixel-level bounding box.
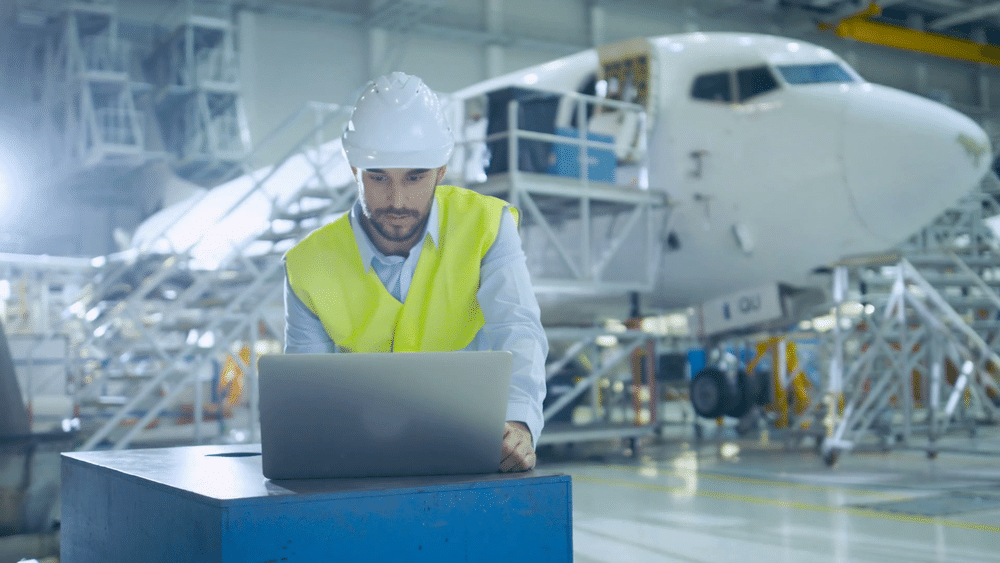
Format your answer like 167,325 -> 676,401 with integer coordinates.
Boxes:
68,102 -> 352,449
821,172 -> 1000,463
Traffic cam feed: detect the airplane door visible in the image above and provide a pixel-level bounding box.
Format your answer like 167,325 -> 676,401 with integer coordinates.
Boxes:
596,38 -> 656,168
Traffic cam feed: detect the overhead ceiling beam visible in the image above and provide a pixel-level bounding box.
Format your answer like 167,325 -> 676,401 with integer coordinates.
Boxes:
929,1 -> 1000,30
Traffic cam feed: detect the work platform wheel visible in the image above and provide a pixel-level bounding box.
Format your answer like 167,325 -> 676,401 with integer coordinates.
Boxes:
822,448 -> 840,467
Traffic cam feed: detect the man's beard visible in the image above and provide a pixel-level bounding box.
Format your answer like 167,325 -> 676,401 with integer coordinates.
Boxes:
367,207 -> 428,242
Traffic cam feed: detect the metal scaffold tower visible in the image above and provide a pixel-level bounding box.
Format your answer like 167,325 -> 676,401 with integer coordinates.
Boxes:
821,171 -> 1000,464
21,0 -> 150,173
148,0 -> 250,184
17,0 -> 250,186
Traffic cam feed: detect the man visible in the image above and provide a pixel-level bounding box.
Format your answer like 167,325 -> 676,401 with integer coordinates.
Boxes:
283,72 -> 547,472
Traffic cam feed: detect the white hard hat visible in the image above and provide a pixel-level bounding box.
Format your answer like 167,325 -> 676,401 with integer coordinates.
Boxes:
342,72 -> 454,169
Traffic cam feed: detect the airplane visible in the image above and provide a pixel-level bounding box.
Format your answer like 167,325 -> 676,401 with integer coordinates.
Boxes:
131,32 -> 993,330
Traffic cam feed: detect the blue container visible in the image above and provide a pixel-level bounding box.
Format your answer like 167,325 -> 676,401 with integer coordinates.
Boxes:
549,127 -> 616,183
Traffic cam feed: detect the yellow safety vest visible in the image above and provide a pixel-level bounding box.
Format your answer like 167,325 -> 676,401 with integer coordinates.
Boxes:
285,185 -> 517,353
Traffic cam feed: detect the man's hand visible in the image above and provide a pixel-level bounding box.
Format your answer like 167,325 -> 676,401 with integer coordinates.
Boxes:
500,421 -> 536,472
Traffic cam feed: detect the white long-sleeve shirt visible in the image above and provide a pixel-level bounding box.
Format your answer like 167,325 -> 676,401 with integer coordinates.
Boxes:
284,198 -> 547,445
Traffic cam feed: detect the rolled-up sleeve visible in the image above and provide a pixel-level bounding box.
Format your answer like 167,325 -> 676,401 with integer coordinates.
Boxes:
472,211 -> 548,446
283,265 -> 336,354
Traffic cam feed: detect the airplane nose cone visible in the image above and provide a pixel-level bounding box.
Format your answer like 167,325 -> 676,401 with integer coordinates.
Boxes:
842,84 -> 991,244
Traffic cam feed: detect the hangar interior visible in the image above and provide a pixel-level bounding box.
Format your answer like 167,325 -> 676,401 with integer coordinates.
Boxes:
2,0 -> 1000,561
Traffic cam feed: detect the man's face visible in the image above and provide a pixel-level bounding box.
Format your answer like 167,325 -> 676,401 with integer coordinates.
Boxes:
355,166 -> 444,244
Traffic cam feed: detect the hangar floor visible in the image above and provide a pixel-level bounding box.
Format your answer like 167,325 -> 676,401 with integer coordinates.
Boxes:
538,433 -> 1000,563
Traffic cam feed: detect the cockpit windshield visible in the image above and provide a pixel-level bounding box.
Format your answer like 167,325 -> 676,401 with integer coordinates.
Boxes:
777,63 -> 855,85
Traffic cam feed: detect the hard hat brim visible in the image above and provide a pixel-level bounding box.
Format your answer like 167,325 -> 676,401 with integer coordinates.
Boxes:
343,144 -> 453,170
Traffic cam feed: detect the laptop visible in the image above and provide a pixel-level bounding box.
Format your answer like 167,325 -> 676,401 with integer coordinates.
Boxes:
258,351 -> 513,480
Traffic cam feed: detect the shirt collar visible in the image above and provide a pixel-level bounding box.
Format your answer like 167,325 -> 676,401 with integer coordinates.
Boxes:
350,197 -> 440,272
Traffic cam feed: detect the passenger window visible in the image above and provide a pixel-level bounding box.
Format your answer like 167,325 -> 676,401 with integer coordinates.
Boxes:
737,66 -> 778,101
691,72 -> 732,103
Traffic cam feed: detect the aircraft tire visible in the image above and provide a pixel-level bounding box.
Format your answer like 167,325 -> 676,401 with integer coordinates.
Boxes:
690,367 -> 732,419
725,370 -> 754,419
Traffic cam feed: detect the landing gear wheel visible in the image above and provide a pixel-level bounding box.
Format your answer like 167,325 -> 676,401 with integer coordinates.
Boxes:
690,367 -> 732,419
725,370 -> 754,419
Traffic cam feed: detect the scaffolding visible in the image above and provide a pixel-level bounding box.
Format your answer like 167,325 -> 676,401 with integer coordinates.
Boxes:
820,173 -> 1000,464
22,0 -> 150,174
149,0 -> 249,184
17,0 -> 250,186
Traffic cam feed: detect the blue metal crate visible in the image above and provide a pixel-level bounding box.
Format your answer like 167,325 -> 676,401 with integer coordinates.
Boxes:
549,127 -> 616,183
62,444 -> 573,562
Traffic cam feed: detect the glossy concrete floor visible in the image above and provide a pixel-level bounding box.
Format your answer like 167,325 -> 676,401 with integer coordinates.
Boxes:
537,431 -> 1000,563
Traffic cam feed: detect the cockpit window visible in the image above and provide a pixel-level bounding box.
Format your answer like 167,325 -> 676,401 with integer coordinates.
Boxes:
691,72 -> 732,103
736,66 -> 778,101
777,63 -> 855,84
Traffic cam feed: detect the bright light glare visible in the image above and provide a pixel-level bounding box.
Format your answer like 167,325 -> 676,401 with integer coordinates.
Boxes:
523,73 -> 539,85
0,280 -> 9,301
720,442 -> 741,459
596,335 -> 619,347
604,319 -> 627,333
198,331 -> 215,348
812,315 -> 836,332
865,304 -> 875,315
840,301 -> 864,316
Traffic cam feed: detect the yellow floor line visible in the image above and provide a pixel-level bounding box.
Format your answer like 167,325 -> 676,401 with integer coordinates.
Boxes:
573,475 -> 1000,534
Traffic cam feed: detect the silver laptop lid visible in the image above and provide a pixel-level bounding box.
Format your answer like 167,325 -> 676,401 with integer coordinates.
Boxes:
259,351 -> 513,479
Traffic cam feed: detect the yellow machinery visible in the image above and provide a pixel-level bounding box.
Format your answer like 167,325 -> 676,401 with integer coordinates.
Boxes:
745,337 -> 814,430
823,3 -> 1000,67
